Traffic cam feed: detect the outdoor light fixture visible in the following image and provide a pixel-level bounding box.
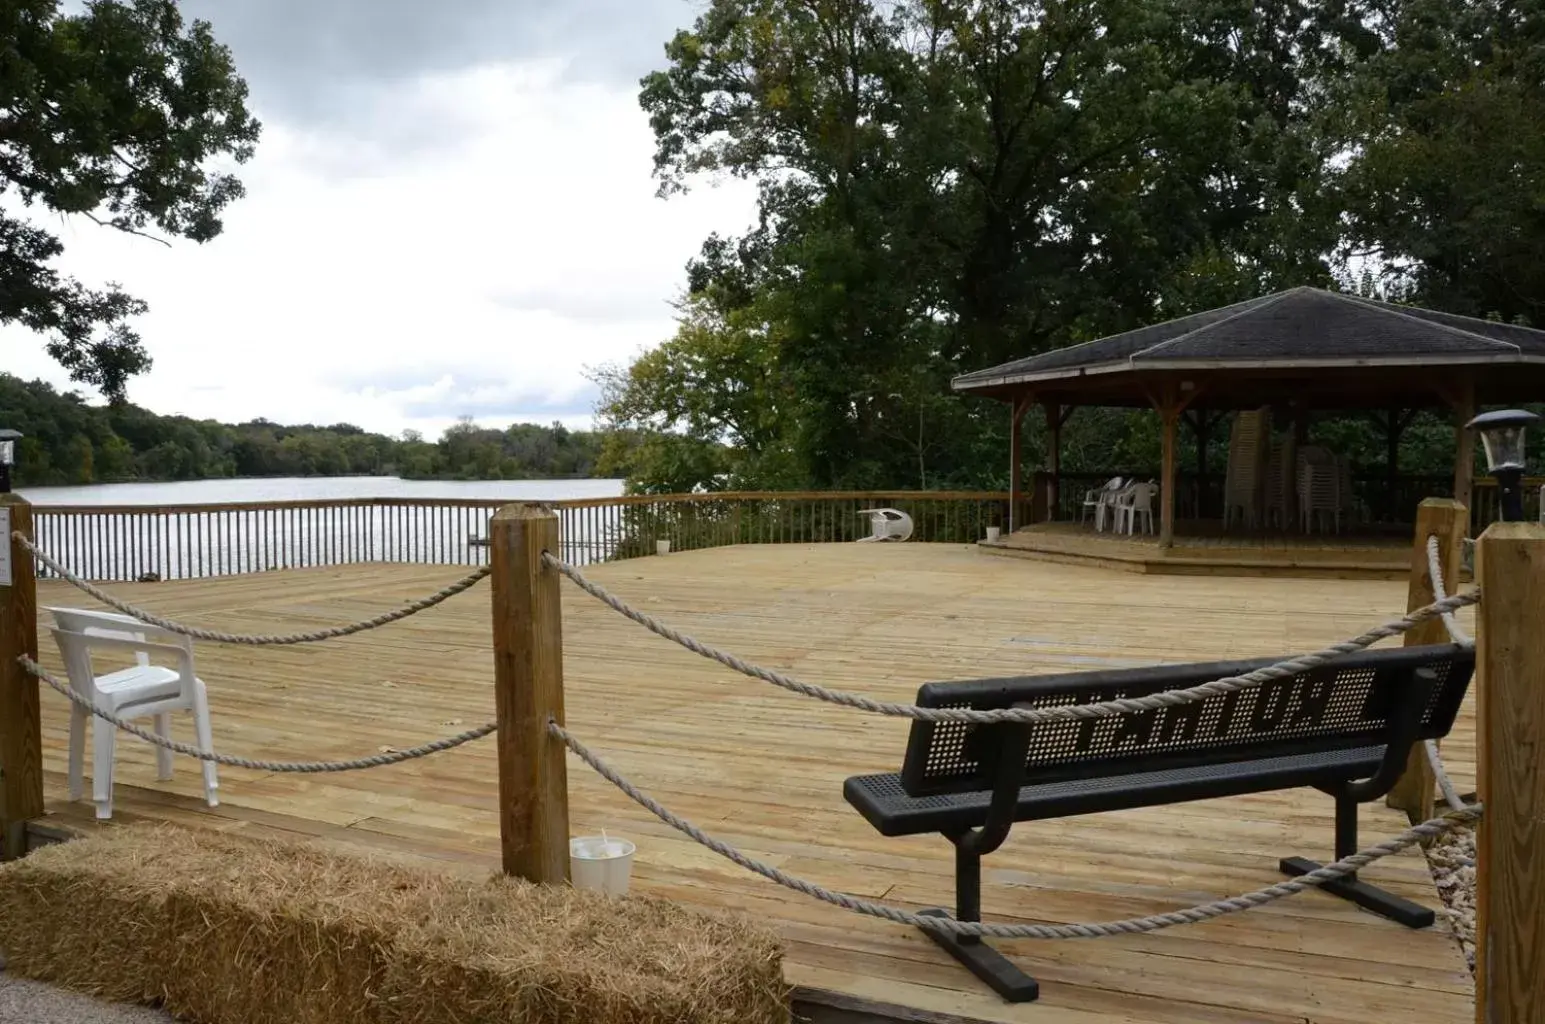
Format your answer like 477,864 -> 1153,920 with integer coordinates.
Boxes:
0,429 -> 19,494
1468,409 -> 1539,522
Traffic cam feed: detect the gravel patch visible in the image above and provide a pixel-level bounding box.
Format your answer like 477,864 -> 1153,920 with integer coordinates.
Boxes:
0,971 -> 172,1024
1425,825 -> 1478,972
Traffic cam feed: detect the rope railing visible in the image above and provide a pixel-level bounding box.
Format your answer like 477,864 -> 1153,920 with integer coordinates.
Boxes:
15,532 -> 489,645
544,551 -> 1480,725
549,719 -> 1481,939
18,655 -> 495,772
1426,534 -> 1474,646
1425,738 -> 1467,813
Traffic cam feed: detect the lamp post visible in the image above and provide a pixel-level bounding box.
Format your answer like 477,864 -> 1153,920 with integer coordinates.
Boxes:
0,429 -> 19,495
1467,410 -> 1539,522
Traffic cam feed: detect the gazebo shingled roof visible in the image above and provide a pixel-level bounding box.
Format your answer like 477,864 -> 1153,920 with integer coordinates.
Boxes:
952,286 -> 1545,408
951,286 -> 1545,544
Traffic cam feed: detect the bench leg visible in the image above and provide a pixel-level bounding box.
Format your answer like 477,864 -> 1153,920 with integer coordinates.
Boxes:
918,843 -> 1039,1003
1278,858 -> 1434,928
1278,795 -> 1434,929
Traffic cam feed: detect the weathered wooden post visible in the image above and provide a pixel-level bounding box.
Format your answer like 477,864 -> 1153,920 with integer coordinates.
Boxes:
0,486 -> 42,861
1473,521 -> 1545,1024
489,503 -> 570,883
1387,497 -> 1468,821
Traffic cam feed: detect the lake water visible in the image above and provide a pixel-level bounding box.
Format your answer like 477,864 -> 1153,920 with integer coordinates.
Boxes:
18,476 -> 625,506
17,477 -> 629,580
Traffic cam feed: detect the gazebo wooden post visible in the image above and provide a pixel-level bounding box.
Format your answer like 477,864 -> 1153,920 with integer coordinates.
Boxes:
1043,403 -> 1074,521
1450,379 -> 1476,529
1185,409 -> 1214,520
1155,385 -> 1196,548
1043,402 -> 1061,521
1008,395 -> 1031,533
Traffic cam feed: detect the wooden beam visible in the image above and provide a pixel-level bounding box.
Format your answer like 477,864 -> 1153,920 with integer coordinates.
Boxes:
1148,385 -> 1196,549
1160,408 -> 1178,546
1008,396 -> 1031,533
489,503 -> 570,883
1045,402 -> 1062,520
1473,522 -> 1545,1024
1450,379 -> 1476,529
0,493 -> 42,861
1387,498 -> 1467,821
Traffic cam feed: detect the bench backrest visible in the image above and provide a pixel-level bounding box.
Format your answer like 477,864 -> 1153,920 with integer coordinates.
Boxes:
900,644 -> 1473,798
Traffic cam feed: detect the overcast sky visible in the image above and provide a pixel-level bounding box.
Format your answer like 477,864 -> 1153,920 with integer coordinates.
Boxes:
3,0 -> 757,439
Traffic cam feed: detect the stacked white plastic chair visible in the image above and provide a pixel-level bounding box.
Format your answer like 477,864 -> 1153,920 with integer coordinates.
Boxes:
1296,446 -> 1342,534
47,606 -> 220,820
1222,408 -> 1272,530
1262,435 -> 1298,530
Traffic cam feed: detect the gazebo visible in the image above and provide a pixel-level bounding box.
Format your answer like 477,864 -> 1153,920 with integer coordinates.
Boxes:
952,286 -> 1545,551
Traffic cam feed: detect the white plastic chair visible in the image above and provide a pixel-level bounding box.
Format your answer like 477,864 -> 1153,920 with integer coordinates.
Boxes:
46,607 -> 219,820
1114,481 -> 1158,536
855,508 -> 914,542
1081,477 -> 1126,531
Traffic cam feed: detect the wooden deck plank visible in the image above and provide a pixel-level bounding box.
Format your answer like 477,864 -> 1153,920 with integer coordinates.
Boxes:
29,544 -> 1476,1023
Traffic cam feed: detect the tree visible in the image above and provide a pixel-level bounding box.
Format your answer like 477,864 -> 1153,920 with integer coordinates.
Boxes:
624,0 -> 1364,493
1340,0 -> 1545,323
1,0 -> 261,399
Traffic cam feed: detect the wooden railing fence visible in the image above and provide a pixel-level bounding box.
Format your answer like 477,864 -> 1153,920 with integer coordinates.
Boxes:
29,492 -> 1029,582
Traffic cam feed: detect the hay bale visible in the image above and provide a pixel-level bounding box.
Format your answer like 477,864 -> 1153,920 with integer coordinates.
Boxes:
0,825 -> 789,1024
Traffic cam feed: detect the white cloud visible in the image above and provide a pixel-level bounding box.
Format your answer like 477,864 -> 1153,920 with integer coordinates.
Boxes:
3,58 -> 757,440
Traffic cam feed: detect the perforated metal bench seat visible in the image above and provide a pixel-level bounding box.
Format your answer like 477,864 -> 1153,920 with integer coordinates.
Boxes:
843,646 -> 1474,1004
845,745 -> 1386,836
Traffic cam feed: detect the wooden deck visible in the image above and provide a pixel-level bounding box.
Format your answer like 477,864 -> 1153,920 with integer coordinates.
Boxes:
29,544 -> 1477,1024
984,521 -> 1412,579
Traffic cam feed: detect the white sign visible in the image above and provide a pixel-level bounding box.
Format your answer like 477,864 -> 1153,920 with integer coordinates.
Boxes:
0,507 -> 10,587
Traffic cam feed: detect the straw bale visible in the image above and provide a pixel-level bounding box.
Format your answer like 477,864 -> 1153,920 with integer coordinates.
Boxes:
0,825 -> 789,1024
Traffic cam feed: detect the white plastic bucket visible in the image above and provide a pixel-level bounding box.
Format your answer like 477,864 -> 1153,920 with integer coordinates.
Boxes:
570,836 -> 636,895
656,539 -> 671,556
985,526 -> 1002,542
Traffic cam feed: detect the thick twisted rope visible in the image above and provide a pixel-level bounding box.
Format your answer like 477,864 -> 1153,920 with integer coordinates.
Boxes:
15,533 -> 488,645
1425,739 -> 1467,813
544,552 -> 1480,725
19,656 -> 495,772
550,720 -> 1479,939
1426,534 -> 1473,646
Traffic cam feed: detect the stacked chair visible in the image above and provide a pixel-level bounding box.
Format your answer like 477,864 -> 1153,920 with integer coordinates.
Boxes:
1222,408 -> 1272,530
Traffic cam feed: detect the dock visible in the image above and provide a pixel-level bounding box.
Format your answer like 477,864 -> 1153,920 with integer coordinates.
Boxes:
29,543 -> 1476,1024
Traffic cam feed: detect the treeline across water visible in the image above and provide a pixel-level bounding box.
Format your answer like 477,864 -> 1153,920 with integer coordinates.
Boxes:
1,374 -> 609,486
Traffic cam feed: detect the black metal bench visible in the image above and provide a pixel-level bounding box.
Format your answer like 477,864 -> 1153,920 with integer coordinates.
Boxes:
843,643 -> 1474,1003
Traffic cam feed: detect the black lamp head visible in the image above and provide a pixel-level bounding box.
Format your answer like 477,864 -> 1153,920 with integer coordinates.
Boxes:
1467,409 -> 1538,474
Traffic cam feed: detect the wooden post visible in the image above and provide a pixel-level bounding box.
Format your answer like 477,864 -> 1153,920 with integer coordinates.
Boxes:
1473,522 -> 1545,1024
1044,402 -> 1061,521
1189,410 -> 1212,519
0,493 -> 42,861
1159,398 -> 1182,548
1451,379 -> 1476,528
489,503 -> 570,883
1386,498 -> 1467,821
1008,396 -> 1030,533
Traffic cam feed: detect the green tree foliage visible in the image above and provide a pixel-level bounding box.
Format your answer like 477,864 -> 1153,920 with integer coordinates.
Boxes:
0,374 -> 609,486
605,0 -> 1386,492
1340,0 -> 1545,324
603,0 -> 1545,495
1,0 -> 261,399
